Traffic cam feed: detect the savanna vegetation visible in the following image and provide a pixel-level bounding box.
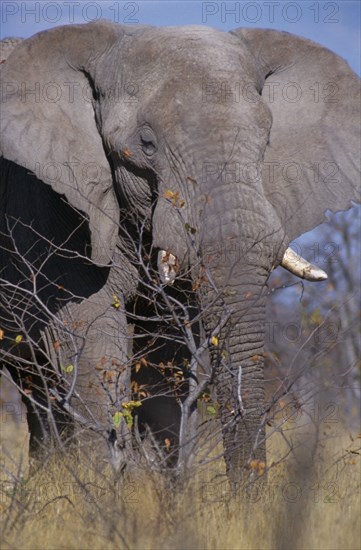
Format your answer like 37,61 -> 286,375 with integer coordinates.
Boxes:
1,414 -> 360,550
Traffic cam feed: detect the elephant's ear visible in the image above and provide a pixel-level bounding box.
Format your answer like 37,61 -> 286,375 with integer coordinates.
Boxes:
231,28 -> 360,242
0,37 -> 23,62
1,22 -> 124,264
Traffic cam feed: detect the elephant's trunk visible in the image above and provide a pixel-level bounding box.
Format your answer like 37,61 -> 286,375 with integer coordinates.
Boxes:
152,108 -> 281,483
195,157 -> 282,484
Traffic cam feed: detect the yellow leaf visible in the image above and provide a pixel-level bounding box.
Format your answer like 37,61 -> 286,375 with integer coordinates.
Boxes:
210,335 -> 219,347
61,364 -> 74,373
164,438 -> 171,450
112,294 -> 121,309
163,189 -> 185,208
113,411 -> 123,428
164,189 -> 176,200
206,405 -> 217,416
250,459 -> 266,475
171,191 -> 180,205
123,410 -> 133,428
135,362 -> 141,373
0,329 -> 4,340
122,400 -> 142,410
15,335 -> 23,343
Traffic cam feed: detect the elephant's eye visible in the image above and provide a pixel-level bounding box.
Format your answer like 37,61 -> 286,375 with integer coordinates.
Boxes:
140,128 -> 157,157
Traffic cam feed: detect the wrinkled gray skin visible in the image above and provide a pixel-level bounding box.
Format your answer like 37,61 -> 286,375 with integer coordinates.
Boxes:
0,22 -> 359,482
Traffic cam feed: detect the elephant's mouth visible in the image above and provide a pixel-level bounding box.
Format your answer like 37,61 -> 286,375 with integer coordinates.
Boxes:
157,247 -> 327,283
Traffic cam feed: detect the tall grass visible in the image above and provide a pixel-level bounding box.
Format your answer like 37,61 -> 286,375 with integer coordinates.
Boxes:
1,415 -> 360,550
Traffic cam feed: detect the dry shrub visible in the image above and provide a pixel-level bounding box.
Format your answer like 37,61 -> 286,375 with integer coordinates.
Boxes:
1,413 -> 360,550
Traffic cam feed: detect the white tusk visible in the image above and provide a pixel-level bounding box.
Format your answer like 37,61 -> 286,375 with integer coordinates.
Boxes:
157,250 -> 177,284
281,248 -> 328,281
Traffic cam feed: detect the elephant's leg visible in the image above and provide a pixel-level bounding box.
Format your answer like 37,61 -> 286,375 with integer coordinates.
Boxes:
24,396 -> 51,453
60,285 -> 132,468
5,362 -> 73,456
1,365 -> 48,451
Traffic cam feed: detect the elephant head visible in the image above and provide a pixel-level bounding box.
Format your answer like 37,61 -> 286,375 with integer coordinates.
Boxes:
1,22 -> 359,480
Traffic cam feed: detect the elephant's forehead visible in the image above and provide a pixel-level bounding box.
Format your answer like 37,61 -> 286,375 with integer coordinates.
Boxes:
97,25 -> 263,126
122,25 -> 253,75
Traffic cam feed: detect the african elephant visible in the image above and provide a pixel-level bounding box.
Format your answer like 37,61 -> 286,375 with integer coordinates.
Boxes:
0,22 -> 359,482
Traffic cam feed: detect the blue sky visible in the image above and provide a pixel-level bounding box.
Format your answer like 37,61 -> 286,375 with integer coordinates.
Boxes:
1,1 -> 360,74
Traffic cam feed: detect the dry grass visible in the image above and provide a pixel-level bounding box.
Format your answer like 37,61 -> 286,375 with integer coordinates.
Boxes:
1,408 -> 360,550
